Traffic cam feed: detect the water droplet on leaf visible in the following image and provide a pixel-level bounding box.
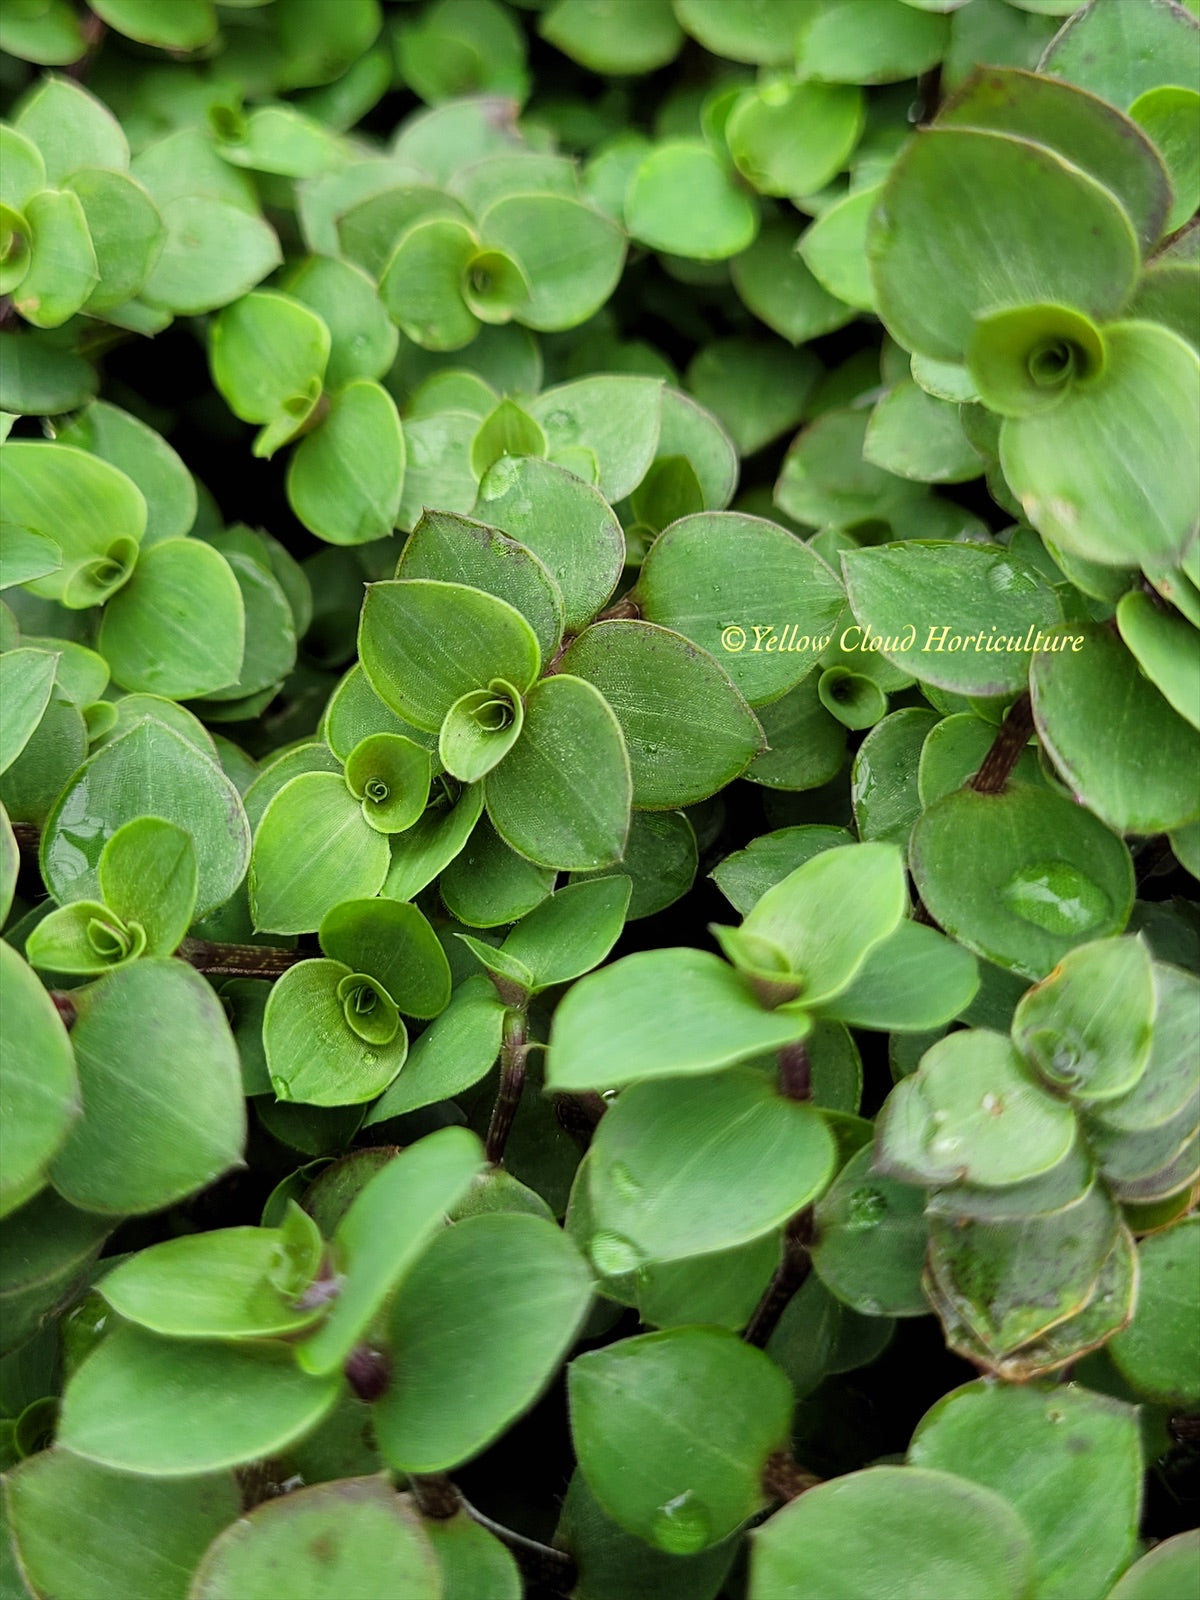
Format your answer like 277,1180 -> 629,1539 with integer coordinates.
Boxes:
610,1162 -> 643,1200
846,1187 -> 888,1230
590,1231 -> 642,1277
1000,861 -> 1111,935
651,1491 -> 712,1555
986,562 -> 1038,596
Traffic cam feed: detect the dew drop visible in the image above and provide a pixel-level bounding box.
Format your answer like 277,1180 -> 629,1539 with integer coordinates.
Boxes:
986,562 -> 1038,596
846,1187 -> 888,1231
1000,861 -> 1111,936
651,1491 -> 712,1555
590,1231 -> 643,1277
543,408 -> 578,441
930,1134 -> 962,1157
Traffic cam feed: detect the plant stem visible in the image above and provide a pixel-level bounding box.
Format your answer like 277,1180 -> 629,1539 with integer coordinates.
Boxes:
409,1473 -> 462,1520
177,936 -> 306,978
484,1008 -> 528,1165
49,992 -> 78,1030
762,1449 -> 822,1504
968,691 -> 1035,796
409,1477 -> 579,1594
778,1039 -> 812,1101
460,1498 -> 578,1595
744,1210 -> 815,1349
597,592 -> 641,622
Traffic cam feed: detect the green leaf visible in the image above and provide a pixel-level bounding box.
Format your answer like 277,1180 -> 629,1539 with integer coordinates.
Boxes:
48,959 -> 245,1215
439,810 -> 554,926
57,400 -> 196,549
798,184 -> 880,312
528,374 -> 664,504
25,898 -> 146,977
1012,936 -> 1154,1102
469,399 -> 546,480
556,1470 -> 740,1600
726,80 -> 864,197
540,0 -> 682,72
296,1125 -> 483,1376
686,336 -> 819,457
869,128 -> 1140,361
0,2 -> 86,66
673,0 -> 810,63
364,974 -> 505,1122
98,538 -> 244,698
1116,589 -> 1200,730
938,65 -> 1171,251
283,254 -> 399,389
63,167 -> 164,316
0,942 -> 78,1217
250,772 -> 390,935
587,1066 -> 835,1268
1000,323 -> 1200,571
823,919 -> 980,1031
42,717 -> 250,920
5,1453 -> 239,1600
712,826 -> 855,915
210,290 -> 330,457
874,1027 -> 1077,1188
1031,622 -> 1200,833
479,193 -> 626,332
810,1145 -> 928,1316
398,508 -> 564,664
189,1478 -> 441,1600
1106,1532 -> 1200,1600
910,1381 -> 1141,1600
1096,961 -> 1200,1134
381,216 -> 479,351
850,707 -> 938,849
739,842 -> 906,1005
484,673 -> 631,871
636,511 -> 845,706
0,647 -> 57,776
376,1212 -> 592,1471
732,215 -> 855,343
796,0 -> 949,81
59,1324 -> 341,1474
917,710 -> 1043,807
14,77 -> 127,184
499,876 -> 631,991
626,141 -> 758,261
424,1509 -> 521,1600
0,441 -> 145,606
1109,1219 -> 1200,1406
98,816 -> 197,957
215,105 -> 347,180
264,957 -> 407,1105
361,578 -> 540,732
344,731 -> 432,833
749,1466 -> 1034,1600
842,541 -> 1062,697
1131,84 -> 1200,232
1039,0 -> 1200,111
0,523 -> 61,589
547,946 -> 811,1090
440,680 -> 525,783
0,692 -> 87,827
92,0 -> 216,49
910,782 -> 1135,980
474,453 -> 624,632
0,804 -> 15,925
193,550 -> 294,703
865,383 -> 982,483
561,620 -> 763,808
141,196 -> 281,316
0,1189 -> 110,1358
99,1227 -> 323,1341
287,379 -> 405,545
320,896 -> 450,1018
383,779 -> 485,902
927,1177 -> 1121,1356
570,1327 -> 792,1551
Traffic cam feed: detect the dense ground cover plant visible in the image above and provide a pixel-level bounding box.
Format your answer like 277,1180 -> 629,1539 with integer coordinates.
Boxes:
0,0 -> 1198,1594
